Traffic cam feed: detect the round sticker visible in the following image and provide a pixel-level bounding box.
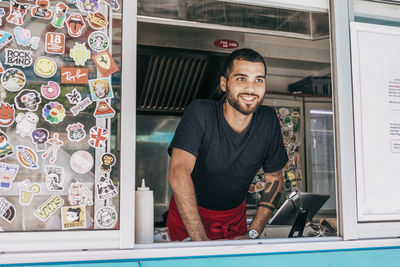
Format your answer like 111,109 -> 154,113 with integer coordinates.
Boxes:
42,102 -> 65,124
95,206 -> 117,229
1,68 -> 26,92
88,31 -> 109,52
70,150 -> 93,174
34,57 -> 57,78
41,81 -> 61,100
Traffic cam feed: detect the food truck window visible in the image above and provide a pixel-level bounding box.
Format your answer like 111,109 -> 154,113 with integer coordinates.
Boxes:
0,0 -> 125,251
136,1 -> 338,244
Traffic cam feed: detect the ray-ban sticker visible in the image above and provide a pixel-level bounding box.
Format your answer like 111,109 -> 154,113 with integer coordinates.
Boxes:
86,12 -> 108,30
61,205 -> 86,230
18,179 -> 40,206
16,145 -> 39,169
0,197 -> 16,223
100,153 -> 116,173
45,32 -> 65,54
66,88 -> 82,104
88,31 -> 109,52
66,122 -> 86,142
34,56 -> 57,78
16,112 -> 39,137
0,162 -> 19,190
70,150 -> 93,174
0,103 -> 15,127
6,0 -> 30,26
31,0 -> 53,19
68,181 -> 93,206
51,2 -> 68,28
93,100 -> 115,119
0,30 -> 13,49
95,206 -> 117,229
97,176 -> 117,200
61,67 -> 88,84
1,68 -> 26,92
33,194 -> 64,221
45,165 -> 64,191
14,27 -> 40,50
92,49 -> 119,77
5,48 -> 32,68
70,43 -> 91,66
41,81 -> 60,100
0,131 -> 14,160
14,89 -> 42,112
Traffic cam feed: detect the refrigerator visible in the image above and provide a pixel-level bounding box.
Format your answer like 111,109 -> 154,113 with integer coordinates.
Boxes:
0,1 -> 122,231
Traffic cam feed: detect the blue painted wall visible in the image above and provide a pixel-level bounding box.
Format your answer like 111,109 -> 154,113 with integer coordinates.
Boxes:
3,247 -> 400,267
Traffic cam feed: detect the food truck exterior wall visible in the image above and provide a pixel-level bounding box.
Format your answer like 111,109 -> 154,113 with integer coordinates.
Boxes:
3,0 -> 400,266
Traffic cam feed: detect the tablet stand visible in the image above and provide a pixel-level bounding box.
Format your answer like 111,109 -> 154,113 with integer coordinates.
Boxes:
288,196 -> 309,237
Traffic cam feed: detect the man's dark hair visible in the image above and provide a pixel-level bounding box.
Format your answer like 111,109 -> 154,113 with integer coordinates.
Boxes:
222,48 -> 266,79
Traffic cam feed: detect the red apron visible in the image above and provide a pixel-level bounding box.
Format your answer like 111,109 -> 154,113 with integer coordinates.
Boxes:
166,195 -> 247,241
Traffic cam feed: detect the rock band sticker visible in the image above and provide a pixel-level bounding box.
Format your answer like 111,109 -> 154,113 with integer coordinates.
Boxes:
0,103 -> 15,127
68,181 -> 93,206
34,194 -> 64,221
0,197 -> 16,223
0,162 -> 19,190
5,48 -> 32,68
1,68 -> 26,92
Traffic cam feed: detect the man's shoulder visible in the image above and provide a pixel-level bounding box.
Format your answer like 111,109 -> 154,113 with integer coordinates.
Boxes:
186,99 -> 220,115
256,105 -> 277,118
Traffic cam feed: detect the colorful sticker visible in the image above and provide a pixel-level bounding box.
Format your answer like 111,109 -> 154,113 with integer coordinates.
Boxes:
70,97 -> 92,116
61,67 -> 88,84
45,32 -> 65,54
68,181 -> 93,206
34,56 -> 57,78
1,68 -> 25,92
5,48 -> 33,68
95,206 -> 117,229
0,131 -> 14,160
51,2 -> 68,28
61,205 -> 86,230
70,43 -> 91,66
279,107 -> 289,116
14,27 -> 40,50
97,176 -> 117,200
31,128 -> 49,152
70,150 -> 93,174
41,133 -> 64,164
0,197 -> 16,223
86,12 -> 108,30
14,89 -> 42,112
100,153 -> 116,173
45,165 -> 64,191
16,112 -> 38,137
18,179 -> 40,206
89,126 -> 109,148
0,30 -> 13,49
0,163 -> 19,190
88,77 -> 114,101
65,13 -> 86,38
66,122 -> 86,142
41,81 -> 60,100
66,88 -> 82,104
31,0 -> 53,19
76,0 -> 100,13
94,100 -> 115,119
88,31 -> 109,52
16,145 -> 39,169
6,0 -> 30,26
33,194 -> 64,221
0,103 -> 15,127
0,61 -> 4,74
92,49 -> 119,77
104,0 -> 120,10
0,9 -> 6,26
42,102 -> 66,124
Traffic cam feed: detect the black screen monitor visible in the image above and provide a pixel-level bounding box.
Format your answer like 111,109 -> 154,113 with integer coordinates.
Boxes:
269,191 -> 330,226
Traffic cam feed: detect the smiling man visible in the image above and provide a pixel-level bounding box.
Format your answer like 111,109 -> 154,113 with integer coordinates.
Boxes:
167,48 -> 288,241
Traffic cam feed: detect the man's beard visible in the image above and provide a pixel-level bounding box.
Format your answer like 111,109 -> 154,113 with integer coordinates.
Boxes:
226,86 -> 264,116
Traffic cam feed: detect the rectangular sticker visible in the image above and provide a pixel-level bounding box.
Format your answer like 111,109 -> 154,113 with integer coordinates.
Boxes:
61,67 -> 88,84
61,205 -> 86,230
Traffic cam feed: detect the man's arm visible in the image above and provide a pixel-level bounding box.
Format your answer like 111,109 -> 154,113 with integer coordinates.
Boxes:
168,147 -> 209,241
249,170 -> 284,236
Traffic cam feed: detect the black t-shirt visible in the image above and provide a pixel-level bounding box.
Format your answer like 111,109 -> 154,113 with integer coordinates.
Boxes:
168,99 -> 288,210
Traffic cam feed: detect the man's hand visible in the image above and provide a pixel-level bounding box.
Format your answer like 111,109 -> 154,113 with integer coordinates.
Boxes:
168,148 -> 209,241
248,170 -> 284,235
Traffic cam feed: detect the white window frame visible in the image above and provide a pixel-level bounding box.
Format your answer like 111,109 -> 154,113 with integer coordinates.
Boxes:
0,0 -> 137,252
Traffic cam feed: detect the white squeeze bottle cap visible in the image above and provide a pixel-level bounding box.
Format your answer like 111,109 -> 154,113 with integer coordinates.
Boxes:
135,178 -> 154,244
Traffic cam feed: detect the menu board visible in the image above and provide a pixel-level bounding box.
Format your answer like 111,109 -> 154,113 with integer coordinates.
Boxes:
0,0 -> 122,231
351,22 -> 400,221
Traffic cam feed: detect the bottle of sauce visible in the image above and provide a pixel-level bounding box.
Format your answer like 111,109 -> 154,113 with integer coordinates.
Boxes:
135,179 -> 154,243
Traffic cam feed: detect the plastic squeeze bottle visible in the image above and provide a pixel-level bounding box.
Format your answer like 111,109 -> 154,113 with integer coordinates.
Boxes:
135,179 -> 154,244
